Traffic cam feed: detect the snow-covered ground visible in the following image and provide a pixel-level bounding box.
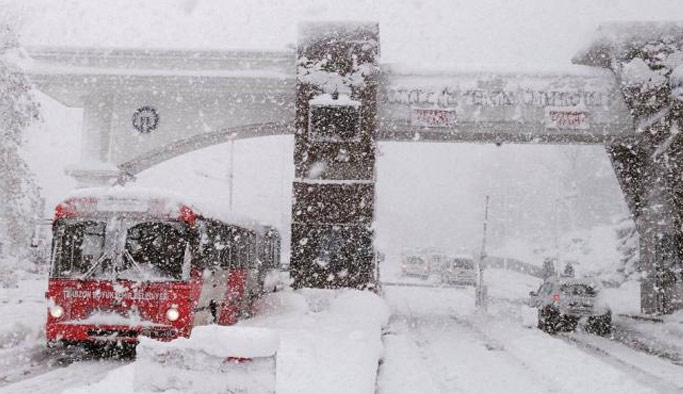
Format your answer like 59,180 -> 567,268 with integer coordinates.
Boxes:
0,285 -> 389,394
0,274 -> 48,386
379,267 -> 683,394
2,262 -> 683,393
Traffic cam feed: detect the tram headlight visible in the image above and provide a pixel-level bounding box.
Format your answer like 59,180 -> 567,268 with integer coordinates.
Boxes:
166,308 -> 180,322
49,305 -> 64,319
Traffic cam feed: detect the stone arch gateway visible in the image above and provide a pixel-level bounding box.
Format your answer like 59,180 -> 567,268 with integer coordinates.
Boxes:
25,21 -> 683,314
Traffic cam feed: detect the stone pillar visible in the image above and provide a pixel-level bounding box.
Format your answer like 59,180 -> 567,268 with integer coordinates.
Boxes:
67,94 -> 121,187
290,22 -> 380,289
578,23 -> 683,314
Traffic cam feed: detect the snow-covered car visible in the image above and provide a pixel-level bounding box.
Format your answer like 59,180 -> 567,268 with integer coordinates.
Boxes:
400,255 -> 430,279
529,276 -> 611,335
439,255 -> 478,286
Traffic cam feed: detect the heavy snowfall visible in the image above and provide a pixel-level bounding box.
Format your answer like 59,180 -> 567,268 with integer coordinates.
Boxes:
1,1 -> 683,393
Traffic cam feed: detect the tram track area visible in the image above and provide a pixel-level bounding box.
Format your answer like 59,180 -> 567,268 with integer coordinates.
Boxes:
557,331 -> 683,394
379,306 -> 563,394
0,345 -> 62,387
448,310 -> 682,394
0,344 -> 131,392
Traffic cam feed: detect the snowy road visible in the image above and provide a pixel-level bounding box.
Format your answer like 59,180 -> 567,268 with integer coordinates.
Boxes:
0,276 -> 131,394
0,358 -> 126,394
3,270 -> 683,393
558,332 -> 683,392
377,271 -> 683,394
380,314 -> 559,394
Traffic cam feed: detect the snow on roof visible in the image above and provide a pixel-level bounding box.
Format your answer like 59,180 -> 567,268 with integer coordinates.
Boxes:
23,46 -> 295,82
298,21 -> 379,48
594,21 -> 683,47
574,22 -> 683,67
138,325 -> 279,358
556,276 -> 604,288
62,186 -> 271,232
621,58 -> 667,88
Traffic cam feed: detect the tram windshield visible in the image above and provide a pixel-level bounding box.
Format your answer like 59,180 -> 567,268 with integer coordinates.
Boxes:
51,218 -> 191,281
52,220 -> 107,278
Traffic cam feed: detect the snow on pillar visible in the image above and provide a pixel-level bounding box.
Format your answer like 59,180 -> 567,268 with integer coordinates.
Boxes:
67,94 -> 120,187
290,22 -> 380,289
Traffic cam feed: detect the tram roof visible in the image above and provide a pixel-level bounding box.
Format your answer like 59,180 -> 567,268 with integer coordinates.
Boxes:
61,186 -> 273,233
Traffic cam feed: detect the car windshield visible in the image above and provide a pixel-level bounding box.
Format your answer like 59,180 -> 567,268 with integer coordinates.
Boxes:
406,257 -> 424,265
452,259 -> 474,269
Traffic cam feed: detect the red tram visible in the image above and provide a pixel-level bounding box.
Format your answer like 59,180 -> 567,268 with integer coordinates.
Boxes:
45,188 -> 281,347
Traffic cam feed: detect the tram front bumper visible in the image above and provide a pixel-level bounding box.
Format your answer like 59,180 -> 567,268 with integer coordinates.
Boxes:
47,322 -> 181,344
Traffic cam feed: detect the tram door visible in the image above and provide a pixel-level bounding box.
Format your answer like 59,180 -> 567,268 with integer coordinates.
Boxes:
193,221 -> 231,326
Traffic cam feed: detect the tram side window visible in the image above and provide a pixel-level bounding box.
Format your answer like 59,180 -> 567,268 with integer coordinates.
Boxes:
272,235 -> 281,269
123,221 -> 188,281
198,221 -> 229,269
260,232 -> 280,270
230,228 -> 255,268
52,221 -> 106,277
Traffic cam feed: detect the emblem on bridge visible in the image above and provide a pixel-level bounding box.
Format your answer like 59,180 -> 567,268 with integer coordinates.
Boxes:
132,106 -> 160,133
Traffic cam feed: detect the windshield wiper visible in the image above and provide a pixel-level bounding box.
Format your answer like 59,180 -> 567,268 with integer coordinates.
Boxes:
81,253 -> 111,280
121,250 -> 149,280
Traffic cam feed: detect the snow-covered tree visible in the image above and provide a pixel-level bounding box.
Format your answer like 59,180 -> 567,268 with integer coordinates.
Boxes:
0,22 -> 41,279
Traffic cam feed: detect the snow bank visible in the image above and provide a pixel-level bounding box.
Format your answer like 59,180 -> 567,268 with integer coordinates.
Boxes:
138,325 -> 279,359
0,277 -> 46,345
134,326 -> 279,394
245,289 -> 390,394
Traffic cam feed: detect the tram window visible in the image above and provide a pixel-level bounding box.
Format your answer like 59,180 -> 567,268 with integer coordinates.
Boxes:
272,234 -> 281,268
217,225 -> 233,268
123,221 -> 189,281
261,233 -> 279,269
230,228 -> 255,268
52,221 -> 106,277
197,221 -> 236,269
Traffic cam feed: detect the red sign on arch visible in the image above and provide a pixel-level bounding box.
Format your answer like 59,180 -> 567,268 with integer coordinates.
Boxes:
411,107 -> 457,128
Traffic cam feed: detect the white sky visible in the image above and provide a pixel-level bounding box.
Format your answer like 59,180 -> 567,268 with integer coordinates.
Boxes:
8,0 -> 683,67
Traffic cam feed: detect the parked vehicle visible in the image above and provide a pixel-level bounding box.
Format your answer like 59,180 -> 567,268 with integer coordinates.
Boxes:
45,188 -> 281,349
400,255 -> 430,279
529,276 -> 611,335
439,255 -> 478,286
423,248 -> 447,275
